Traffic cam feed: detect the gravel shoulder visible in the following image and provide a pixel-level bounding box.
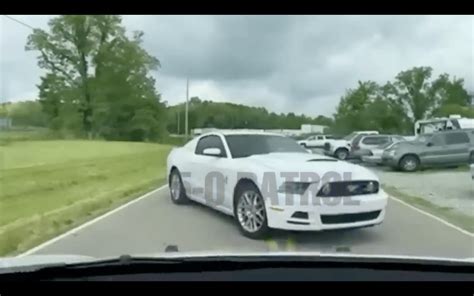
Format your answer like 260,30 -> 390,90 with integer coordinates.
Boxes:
369,166 -> 473,217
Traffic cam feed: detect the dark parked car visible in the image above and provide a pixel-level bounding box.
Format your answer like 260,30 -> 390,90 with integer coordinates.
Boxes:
381,129 -> 474,172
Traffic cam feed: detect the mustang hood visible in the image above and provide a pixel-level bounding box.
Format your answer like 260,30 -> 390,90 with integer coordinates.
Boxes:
247,152 -> 378,181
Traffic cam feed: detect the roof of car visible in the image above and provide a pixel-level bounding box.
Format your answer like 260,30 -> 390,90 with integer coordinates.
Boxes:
200,130 -> 286,137
422,128 -> 474,136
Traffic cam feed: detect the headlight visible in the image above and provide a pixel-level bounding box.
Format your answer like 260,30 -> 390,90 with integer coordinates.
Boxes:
387,150 -> 396,156
320,183 -> 331,195
278,182 -> 311,195
364,181 -> 379,193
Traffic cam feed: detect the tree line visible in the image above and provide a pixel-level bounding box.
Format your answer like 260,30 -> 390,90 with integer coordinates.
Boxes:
2,15 -> 472,141
166,97 -> 333,133
331,67 -> 473,135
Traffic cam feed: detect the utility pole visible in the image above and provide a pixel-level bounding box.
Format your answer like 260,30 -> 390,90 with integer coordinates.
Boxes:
185,77 -> 189,139
177,110 -> 180,134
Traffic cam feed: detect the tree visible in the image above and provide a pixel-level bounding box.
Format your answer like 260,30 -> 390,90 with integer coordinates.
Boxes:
390,67 -> 471,124
4,101 -> 48,127
333,81 -> 381,133
166,98 -> 333,133
332,66 -> 472,136
26,15 -> 165,140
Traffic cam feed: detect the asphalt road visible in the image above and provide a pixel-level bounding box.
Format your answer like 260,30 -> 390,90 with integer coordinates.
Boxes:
31,186 -> 473,259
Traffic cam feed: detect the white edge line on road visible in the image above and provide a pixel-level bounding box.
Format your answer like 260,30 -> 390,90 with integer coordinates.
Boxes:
18,185 -> 168,257
388,195 -> 474,238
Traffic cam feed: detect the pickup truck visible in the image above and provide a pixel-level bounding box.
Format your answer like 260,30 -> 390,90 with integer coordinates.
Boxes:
297,134 -> 335,148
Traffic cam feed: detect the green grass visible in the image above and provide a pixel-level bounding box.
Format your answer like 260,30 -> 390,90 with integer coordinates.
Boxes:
0,140 -> 172,255
383,185 -> 474,233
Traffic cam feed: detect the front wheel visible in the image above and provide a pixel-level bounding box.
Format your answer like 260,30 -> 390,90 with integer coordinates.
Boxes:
399,155 -> 419,172
234,182 -> 270,239
169,169 -> 189,204
335,148 -> 349,160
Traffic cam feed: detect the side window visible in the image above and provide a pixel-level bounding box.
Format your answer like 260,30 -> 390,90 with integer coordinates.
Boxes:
195,135 -> 227,157
317,136 -> 324,140
445,132 -> 470,145
352,134 -> 364,146
362,136 -> 388,145
378,137 -> 390,145
361,137 -> 374,145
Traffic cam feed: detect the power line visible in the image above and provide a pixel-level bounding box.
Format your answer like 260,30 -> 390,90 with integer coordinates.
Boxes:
3,15 -> 36,30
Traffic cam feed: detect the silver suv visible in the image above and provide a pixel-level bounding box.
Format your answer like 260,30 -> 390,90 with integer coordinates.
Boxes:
382,129 -> 474,172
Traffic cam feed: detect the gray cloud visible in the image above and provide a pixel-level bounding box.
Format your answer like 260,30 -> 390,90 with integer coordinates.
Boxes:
1,15 -> 472,116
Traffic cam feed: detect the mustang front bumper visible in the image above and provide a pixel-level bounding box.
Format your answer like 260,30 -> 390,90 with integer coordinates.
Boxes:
264,190 -> 388,231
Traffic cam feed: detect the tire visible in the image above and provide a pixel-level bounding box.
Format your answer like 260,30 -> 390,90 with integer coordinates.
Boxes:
169,169 -> 189,204
399,155 -> 419,172
335,148 -> 349,160
233,182 -> 270,239
470,152 -> 474,164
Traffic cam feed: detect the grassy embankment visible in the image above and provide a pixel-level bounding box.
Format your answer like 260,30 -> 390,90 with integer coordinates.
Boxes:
0,138 -> 173,255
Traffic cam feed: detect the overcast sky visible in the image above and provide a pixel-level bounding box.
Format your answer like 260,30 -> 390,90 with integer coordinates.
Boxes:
1,15 -> 472,117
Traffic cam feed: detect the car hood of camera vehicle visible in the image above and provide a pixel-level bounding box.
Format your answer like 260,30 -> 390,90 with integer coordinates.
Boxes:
245,152 -> 378,181
1,252 -> 472,270
0,254 -> 95,269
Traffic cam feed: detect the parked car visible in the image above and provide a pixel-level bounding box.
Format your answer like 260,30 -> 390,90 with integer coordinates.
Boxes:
381,130 -> 474,172
324,131 -> 379,160
470,148 -> 474,180
351,135 -> 406,160
167,131 -> 388,238
298,134 -> 336,148
361,138 -> 407,165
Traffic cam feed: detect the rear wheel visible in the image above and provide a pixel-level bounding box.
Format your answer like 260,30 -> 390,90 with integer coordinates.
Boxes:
169,169 -> 188,204
335,148 -> 349,160
399,155 -> 419,172
234,182 -> 270,239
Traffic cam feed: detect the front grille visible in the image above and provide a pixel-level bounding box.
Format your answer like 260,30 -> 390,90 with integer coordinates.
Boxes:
317,181 -> 379,197
321,210 -> 381,224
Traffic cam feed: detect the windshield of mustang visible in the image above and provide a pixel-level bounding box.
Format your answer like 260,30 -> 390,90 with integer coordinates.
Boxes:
225,135 -> 308,158
1,15 -> 472,266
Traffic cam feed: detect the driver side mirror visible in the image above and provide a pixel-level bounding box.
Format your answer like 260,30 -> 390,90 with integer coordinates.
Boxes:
202,147 -> 223,157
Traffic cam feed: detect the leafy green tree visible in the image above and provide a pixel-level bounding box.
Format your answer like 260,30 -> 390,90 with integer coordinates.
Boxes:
166,97 -> 333,133
5,101 -> 48,127
332,66 -> 472,135
333,81 -> 381,133
390,67 -> 471,123
26,15 -> 165,140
